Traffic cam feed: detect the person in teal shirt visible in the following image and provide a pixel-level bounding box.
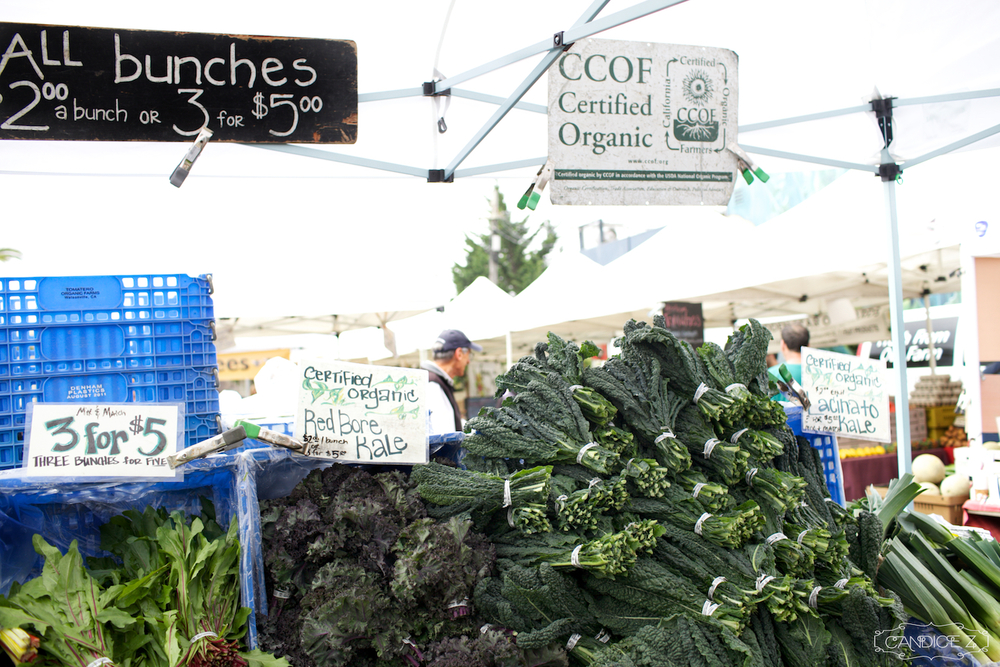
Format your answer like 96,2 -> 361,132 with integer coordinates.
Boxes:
768,323 -> 809,400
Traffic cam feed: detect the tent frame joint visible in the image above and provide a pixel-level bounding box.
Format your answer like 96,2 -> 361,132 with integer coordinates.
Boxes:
427,168 -> 454,183
870,96 -> 896,148
879,162 -> 901,183
422,81 -> 451,97
553,31 -> 574,51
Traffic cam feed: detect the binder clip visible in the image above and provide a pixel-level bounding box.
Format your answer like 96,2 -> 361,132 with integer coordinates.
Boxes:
169,127 -> 213,188
725,142 -> 769,186
775,364 -> 811,410
167,425 -> 247,468
517,159 -> 554,210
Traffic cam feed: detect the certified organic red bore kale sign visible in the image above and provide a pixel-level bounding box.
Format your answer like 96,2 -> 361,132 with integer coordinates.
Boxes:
548,38 -> 737,205
0,23 -> 356,142
295,360 -> 428,465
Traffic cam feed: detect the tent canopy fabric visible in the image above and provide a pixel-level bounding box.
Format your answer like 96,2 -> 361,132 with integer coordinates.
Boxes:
376,275 -> 517,360
1,0 -> 997,353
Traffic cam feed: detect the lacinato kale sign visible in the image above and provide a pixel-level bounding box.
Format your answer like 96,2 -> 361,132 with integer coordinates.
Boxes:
0,23 -> 357,142
800,347 -> 890,443
295,359 -> 428,465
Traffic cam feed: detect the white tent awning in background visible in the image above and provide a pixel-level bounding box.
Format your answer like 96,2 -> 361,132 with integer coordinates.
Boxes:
374,276 -> 518,360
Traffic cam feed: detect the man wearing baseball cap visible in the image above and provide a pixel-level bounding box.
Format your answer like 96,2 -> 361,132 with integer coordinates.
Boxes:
422,329 -> 483,434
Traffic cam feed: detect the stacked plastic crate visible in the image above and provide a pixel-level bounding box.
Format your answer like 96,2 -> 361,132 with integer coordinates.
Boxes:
0,274 -> 220,470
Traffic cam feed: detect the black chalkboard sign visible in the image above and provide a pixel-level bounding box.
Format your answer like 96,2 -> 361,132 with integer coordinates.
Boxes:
662,301 -> 704,348
0,23 -> 357,143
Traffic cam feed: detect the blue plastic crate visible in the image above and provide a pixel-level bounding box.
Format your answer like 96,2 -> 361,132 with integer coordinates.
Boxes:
38,367 -> 221,415
0,319 -> 217,377
785,405 -> 846,506
186,412 -> 223,443
0,274 -> 214,326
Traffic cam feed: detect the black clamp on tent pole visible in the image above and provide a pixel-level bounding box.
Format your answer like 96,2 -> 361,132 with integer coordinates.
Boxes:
871,96 -> 901,182
427,169 -> 454,183
553,31 -> 573,51
422,81 -> 452,97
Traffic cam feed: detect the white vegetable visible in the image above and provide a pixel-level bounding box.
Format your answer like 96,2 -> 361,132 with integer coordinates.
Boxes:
912,454 -> 947,485
940,474 -> 972,498
919,482 -> 941,496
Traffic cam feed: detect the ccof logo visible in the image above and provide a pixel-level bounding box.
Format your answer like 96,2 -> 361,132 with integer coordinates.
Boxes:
673,69 -> 718,142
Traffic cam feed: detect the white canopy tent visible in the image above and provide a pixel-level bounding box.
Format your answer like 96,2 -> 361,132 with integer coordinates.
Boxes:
372,275 -> 518,361
2,0 -> 999,475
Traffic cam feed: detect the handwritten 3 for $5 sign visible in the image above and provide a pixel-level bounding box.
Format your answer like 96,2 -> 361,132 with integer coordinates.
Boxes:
24,403 -> 181,479
295,359 -> 428,465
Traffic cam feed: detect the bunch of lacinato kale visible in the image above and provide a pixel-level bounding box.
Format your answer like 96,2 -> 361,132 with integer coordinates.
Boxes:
410,318 -> 909,667
256,464 -> 518,667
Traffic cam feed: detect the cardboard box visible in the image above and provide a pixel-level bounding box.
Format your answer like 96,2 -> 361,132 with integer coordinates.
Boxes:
926,405 -> 958,429
873,485 -> 968,525
889,406 -> 928,443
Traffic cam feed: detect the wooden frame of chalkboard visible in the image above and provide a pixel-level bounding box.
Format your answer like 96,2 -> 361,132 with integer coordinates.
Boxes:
0,23 -> 357,143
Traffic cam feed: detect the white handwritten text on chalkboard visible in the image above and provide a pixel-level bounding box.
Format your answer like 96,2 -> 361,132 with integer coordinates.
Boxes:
0,23 -> 357,143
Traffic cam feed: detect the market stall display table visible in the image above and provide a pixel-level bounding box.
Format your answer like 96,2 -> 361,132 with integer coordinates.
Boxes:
962,499 -> 1000,541
841,448 -> 951,502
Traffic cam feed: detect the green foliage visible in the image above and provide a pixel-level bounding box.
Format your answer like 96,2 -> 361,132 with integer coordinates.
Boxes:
0,502 -> 283,667
452,185 -> 557,295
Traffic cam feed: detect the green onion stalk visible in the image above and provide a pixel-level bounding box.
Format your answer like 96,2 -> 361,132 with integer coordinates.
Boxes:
879,538 -> 1000,664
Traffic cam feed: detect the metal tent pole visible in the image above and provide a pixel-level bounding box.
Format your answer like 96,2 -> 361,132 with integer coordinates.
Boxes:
882,156 -> 912,475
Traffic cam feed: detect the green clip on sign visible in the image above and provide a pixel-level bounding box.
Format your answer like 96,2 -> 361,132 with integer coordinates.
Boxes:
24,402 -> 181,479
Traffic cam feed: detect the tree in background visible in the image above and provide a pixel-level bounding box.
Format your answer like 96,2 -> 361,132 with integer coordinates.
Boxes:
452,185 -> 557,295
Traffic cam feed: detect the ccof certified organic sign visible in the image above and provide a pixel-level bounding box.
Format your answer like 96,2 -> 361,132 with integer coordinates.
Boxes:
548,38 -> 738,206
800,347 -> 890,442
295,359 -> 427,464
25,403 -> 180,478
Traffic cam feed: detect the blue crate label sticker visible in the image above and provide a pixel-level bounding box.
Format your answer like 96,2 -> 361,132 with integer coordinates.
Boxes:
44,375 -> 128,402
800,347 -> 890,443
37,276 -> 123,310
25,403 -> 180,477
295,359 -> 428,464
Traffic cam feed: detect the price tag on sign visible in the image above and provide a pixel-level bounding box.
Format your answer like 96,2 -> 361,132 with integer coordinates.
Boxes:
24,403 -> 181,479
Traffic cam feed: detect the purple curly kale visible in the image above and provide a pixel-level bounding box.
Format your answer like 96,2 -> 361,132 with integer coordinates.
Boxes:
257,465 -> 497,667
